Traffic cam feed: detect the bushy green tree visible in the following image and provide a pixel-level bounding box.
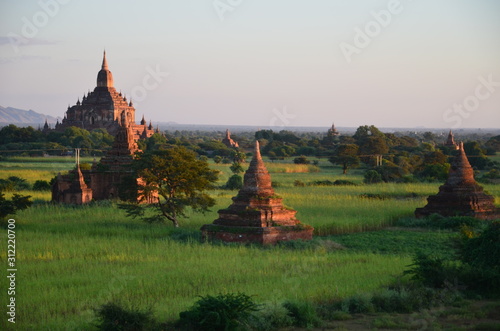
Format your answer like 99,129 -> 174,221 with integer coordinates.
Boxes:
120,146 -> 218,227
329,144 -> 360,174
0,192 -> 32,220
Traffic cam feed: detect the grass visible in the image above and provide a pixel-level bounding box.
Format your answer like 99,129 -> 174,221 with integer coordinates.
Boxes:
1,202 -> 412,328
0,156 -> 498,329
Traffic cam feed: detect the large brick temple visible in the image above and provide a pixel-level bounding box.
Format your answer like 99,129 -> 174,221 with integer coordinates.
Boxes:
55,51 -> 155,140
201,141 -> 313,244
415,142 -> 499,220
52,122 -> 156,203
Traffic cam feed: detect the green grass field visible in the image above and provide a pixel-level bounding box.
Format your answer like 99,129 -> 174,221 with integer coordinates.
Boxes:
0,156 -> 498,329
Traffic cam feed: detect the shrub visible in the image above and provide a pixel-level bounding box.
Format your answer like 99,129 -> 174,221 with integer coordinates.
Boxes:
213,155 -> 222,164
225,175 -> 243,190
404,253 -> 462,289
340,293 -> 375,314
178,293 -> 261,331
364,170 -> 383,184
283,301 -> 322,328
93,302 -> 155,331
293,180 -> 305,187
33,180 -> 51,191
0,176 -> 31,191
333,179 -> 357,186
247,302 -> 293,331
293,155 -> 310,164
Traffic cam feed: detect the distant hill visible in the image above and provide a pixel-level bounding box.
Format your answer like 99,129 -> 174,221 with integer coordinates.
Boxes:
0,106 -> 60,126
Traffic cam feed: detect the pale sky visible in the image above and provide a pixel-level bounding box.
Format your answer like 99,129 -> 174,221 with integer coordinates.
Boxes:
0,0 -> 499,129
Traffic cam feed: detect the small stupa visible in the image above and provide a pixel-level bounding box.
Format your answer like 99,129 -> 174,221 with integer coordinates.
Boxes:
222,129 -> 239,148
415,142 -> 499,220
201,141 -> 313,244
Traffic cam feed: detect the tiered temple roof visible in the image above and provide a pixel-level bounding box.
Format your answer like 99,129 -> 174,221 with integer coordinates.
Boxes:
56,51 -> 155,140
415,142 -> 499,219
201,141 -> 313,244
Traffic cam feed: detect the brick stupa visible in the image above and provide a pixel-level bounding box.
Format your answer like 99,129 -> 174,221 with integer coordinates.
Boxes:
201,141 -> 313,244
415,142 -> 499,220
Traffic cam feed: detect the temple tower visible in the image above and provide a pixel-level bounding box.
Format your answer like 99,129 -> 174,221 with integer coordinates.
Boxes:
415,142 -> 499,219
201,141 -> 313,244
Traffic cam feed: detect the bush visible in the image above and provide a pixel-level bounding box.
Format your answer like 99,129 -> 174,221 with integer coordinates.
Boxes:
404,253 -> 458,288
364,170 -> 383,184
340,294 -> 375,314
0,176 -> 31,191
293,180 -> 305,187
33,180 -> 51,191
283,301 -> 322,328
225,175 -> 243,190
93,302 -> 156,331
213,155 -> 222,164
178,293 -> 261,331
247,302 -> 293,331
293,155 -> 310,164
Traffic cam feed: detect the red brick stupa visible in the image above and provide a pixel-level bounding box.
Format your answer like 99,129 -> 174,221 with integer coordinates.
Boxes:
201,141 -> 313,244
415,142 -> 499,220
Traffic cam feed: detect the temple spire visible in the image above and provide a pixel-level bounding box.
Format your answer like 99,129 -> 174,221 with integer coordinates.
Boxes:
254,140 -> 261,160
102,50 -> 108,70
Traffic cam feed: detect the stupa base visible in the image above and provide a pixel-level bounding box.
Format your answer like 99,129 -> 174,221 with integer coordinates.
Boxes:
200,224 -> 314,245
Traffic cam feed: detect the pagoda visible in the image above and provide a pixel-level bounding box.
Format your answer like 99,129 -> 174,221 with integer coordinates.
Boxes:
222,129 -> 239,148
415,142 -> 499,220
444,130 -> 459,150
55,51 -> 155,140
201,141 -> 313,244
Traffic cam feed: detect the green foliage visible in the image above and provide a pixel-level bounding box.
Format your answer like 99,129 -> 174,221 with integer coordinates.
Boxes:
364,169 -> 383,184
293,155 -> 310,164
340,293 -> 375,313
0,176 -> 31,191
32,180 -> 51,191
329,144 -> 360,174
225,175 -> 243,190
307,179 -> 357,186
213,155 -> 222,164
283,301 -> 322,328
404,253 -> 458,288
126,146 -> 218,227
229,162 -> 244,175
0,192 -> 32,220
178,293 -> 261,331
93,302 -> 156,331
247,302 -> 294,331
293,180 -> 305,187
461,222 -> 500,270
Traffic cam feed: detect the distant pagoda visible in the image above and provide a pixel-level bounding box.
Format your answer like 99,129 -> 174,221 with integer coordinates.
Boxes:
415,142 -> 499,220
222,129 -> 239,148
444,130 -> 459,150
201,141 -> 313,244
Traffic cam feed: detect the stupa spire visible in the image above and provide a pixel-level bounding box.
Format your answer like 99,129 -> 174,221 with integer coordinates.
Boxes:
102,50 -> 108,70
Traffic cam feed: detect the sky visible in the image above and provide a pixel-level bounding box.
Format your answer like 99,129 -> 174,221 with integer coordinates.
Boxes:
0,0 -> 499,129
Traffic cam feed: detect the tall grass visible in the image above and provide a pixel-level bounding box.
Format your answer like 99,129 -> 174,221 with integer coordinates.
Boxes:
1,157 -> 498,329
1,203 -> 411,328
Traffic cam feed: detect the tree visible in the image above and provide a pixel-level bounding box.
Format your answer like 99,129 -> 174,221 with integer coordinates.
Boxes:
293,155 -> 310,164
0,192 -> 32,220
120,146 -> 218,227
329,144 -> 360,174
